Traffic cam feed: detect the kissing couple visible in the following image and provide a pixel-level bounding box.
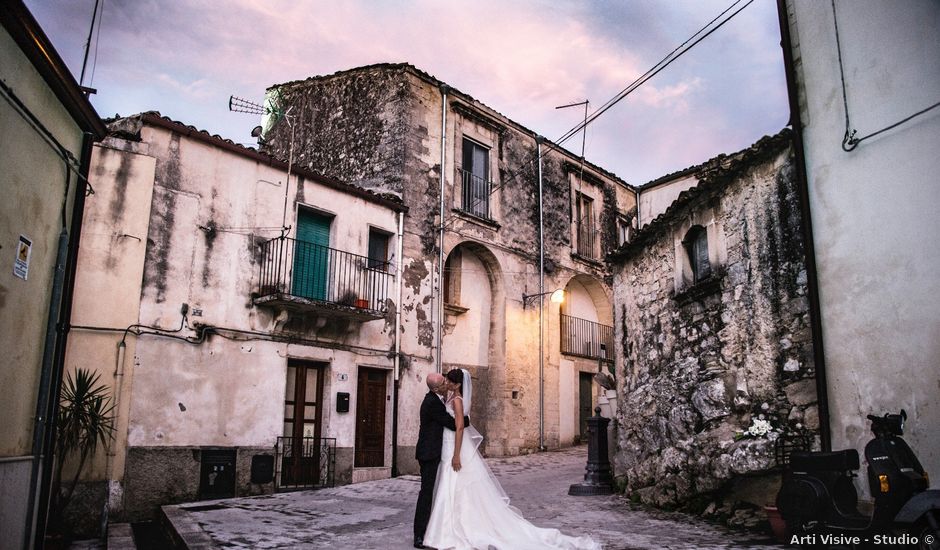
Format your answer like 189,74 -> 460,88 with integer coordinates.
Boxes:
412,368 -> 601,549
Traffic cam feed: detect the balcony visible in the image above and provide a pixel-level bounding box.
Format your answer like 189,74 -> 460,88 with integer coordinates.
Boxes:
254,236 -> 392,322
560,313 -> 614,363
575,222 -> 600,261
458,168 -> 493,221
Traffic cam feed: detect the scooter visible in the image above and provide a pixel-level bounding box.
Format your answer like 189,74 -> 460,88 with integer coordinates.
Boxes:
777,410 -> 940,549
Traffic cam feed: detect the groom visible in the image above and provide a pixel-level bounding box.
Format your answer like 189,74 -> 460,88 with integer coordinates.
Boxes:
413,372 -> 469,549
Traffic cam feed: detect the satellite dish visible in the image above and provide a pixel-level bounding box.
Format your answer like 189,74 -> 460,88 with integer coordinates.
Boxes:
251,125 -> 263,137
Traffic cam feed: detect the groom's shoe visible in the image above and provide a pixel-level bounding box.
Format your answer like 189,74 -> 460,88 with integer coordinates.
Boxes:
413,538 -> 425,548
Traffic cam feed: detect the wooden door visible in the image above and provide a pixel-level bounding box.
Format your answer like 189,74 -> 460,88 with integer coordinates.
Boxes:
355,368 -> 387,467
579,372 -> 593,442
282,361 -> 324,486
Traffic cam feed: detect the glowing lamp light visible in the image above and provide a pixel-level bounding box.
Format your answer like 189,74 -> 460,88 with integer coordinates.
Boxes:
522,288 -> 566,309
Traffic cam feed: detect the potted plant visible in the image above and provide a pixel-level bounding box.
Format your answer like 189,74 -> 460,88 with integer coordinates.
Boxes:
47,368 -> 115,544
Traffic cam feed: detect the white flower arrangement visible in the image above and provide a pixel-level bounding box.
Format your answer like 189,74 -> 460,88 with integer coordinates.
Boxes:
746,418 -> 774,437
736,415 -> 781,440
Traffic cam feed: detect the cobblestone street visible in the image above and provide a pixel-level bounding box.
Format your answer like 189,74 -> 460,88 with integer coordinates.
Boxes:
160,446 -> 785,549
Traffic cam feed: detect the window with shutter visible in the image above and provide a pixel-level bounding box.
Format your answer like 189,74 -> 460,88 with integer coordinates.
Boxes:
684,225 -> 711,283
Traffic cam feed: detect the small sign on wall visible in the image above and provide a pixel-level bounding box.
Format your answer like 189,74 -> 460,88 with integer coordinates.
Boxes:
337,373 -> 348,381
13,235 -> 32,280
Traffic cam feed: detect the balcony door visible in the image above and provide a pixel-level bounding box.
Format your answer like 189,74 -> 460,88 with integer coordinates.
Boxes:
355,367 -> 387,467
292,208 -> 331,300
461,138 -> 490,218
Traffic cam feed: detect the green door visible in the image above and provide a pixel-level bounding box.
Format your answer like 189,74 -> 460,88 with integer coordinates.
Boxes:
579,372 -> 593,442
292,209 -> 331,300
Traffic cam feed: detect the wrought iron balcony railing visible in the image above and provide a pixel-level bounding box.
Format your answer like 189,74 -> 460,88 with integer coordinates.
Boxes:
255,236 -> 392,317
275,436 -> 336,490
575,222 -> 599,260
458,168 -> 493,220
560,313 -> 614,362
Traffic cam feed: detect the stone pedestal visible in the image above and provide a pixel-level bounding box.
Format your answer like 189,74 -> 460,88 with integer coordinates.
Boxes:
569,407 -> 615,495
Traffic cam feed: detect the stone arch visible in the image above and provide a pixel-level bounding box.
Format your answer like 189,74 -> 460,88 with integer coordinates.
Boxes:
555,273 -> 613,445
440,241 -> 505,452
560,273 -> 612,327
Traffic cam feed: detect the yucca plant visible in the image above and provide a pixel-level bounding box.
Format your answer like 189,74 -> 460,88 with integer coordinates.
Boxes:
50,368 -> 115,532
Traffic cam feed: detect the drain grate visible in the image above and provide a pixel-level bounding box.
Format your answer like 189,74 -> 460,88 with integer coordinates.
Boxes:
180,503 -> 228,512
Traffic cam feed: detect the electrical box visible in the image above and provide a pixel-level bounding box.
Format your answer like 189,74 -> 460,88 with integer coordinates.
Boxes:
336,392 -> 350,413
199,449 -> 236,499
250,454 -> 274,484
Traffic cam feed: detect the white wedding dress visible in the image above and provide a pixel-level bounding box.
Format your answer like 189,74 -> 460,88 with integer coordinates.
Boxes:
423,390 -> 601,550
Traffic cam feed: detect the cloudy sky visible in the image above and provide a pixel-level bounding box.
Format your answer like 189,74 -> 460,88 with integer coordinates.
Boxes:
27,0 -> 789,185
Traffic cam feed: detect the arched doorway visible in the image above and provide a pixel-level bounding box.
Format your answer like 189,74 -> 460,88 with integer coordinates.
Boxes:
441,242 -> 504,452
557,275 -> 613,444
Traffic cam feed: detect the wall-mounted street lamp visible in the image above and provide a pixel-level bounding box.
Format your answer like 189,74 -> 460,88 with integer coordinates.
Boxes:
522,288 -> 565,310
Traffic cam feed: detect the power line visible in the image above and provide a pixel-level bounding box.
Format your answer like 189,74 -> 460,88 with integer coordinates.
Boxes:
831,0 -> 940,151
441,0 -> 754,232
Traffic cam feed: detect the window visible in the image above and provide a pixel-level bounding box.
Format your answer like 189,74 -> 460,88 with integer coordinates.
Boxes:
683,225 -> 711,283
616,216 -> 633,246
460,138 -> 491,219
575,192 -> 596,259
367,229 -> 390,271
443,248 -> 462,305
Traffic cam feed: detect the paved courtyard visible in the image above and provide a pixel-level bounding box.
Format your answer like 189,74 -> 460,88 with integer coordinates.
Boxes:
162,446 -> 784,549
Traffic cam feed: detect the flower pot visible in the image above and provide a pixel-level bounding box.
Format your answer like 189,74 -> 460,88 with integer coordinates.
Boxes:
354,298 -> 370,309
763,505 -> 788,544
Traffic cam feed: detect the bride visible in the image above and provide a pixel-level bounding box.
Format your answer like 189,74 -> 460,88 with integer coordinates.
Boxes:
422,368 -> 602,550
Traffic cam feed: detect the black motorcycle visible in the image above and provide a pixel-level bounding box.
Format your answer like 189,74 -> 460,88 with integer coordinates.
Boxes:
777,410 -> 940,549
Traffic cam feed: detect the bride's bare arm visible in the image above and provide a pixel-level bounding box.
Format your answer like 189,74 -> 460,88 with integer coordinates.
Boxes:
451,397 -> 464,472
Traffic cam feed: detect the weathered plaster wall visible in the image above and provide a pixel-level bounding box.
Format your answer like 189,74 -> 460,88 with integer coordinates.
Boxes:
261,64 -> 635,461
442,248 -> 491,367
71,118 -> 401,520
638,173 -> 699,228
787,0 -> 940,496
612,138 -> 817,508
60,139 -> 156,521
0,26 -> 89,547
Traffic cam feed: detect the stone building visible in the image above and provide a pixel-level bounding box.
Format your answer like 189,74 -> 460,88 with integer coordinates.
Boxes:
0,2 -> 106,546
64,60 -> 637,524
608,130 -> 818,509
259,63 -> 637,465
65,112 -> 406,522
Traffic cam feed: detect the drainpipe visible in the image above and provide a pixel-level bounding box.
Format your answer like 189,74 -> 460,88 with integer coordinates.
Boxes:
104,339 -> 126,519
634,187 -> 641,230
391,211 -> 404,476
537,137 -> 545,450
437,85 -> 449,374
777,0 -> 831,451
34,131 -> 96,545
24,225 -> 69,549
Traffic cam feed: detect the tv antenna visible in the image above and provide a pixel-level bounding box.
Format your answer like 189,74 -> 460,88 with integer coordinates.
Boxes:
556,99 -> 590,200
228,91 -> 295,236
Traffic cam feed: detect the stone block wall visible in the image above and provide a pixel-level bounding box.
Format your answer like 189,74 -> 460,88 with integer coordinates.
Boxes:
121,446 -> 276,521
610,132 -> 818,508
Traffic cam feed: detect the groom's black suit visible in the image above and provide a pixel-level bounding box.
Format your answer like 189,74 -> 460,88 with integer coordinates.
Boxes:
413,390 -> 470,543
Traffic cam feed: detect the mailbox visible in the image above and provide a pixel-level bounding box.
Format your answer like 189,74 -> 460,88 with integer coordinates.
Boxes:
250,454 -> 274,484
336,392 -> 350,413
